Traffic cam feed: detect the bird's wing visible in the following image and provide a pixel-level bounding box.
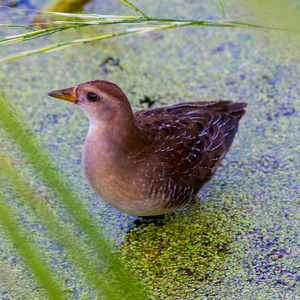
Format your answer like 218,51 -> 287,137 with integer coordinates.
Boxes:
134,101 -> 247,183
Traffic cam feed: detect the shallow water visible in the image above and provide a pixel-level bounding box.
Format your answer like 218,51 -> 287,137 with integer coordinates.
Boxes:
0,0 -> 299,298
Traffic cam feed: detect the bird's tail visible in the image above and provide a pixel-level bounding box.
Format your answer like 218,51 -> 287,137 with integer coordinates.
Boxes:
195,100 -> 247,121
167,100 -> 247,120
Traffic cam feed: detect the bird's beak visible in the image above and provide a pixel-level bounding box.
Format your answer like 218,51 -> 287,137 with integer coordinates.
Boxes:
48,86 -> 78,103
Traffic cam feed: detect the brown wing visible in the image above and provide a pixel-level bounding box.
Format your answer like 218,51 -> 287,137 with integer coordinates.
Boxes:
134,100 -> 247,191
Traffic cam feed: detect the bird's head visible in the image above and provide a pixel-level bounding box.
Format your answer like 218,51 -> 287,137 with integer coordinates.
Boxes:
48,79 -> 132,125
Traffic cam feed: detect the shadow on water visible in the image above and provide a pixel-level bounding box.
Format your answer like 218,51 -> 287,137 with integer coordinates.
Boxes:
117,194 -> 243,296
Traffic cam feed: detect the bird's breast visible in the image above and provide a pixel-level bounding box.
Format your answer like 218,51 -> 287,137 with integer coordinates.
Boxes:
81,135 -> 194,215
81,134 -> 155,215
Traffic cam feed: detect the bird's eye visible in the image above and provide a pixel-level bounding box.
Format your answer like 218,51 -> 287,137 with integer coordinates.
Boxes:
87,92 -> 99,102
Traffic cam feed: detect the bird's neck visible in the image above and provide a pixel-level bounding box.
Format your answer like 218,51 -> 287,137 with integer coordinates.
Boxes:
82,114 -> 143,191
86,114 -> 143,157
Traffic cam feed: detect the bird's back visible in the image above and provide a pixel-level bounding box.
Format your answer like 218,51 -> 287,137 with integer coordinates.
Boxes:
133,100 -> 247,199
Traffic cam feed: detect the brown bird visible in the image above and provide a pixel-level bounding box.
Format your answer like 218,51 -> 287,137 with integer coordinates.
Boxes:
48,80 -> 247,216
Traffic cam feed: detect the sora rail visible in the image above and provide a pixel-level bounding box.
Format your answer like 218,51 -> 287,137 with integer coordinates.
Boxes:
48,80 -> 247,216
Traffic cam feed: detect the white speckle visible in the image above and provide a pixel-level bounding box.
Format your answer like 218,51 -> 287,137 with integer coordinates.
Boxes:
229,124 -> 236,131
204,140 -> 213,151
185,135 -> 193,139
189,116 -> 205,120
198,132 -> 207,137
167,171 -> 175,176
186,109 -> 203,115
212,115 -> 222,124
182,169 -> 191,174
208,114 -> 214,124
211,130 -> 220,141
167,178 -> 172,190
209,138 -> 224,151
220,118 -> 230,127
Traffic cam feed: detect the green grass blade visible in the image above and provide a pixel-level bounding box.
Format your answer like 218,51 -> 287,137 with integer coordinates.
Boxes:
118,0 -> 149,18
218,0 -> 227,19
29,10 -> 142,19
0,156 -> 141,299
0,30 -> 135,62
2,17 -> 298,63
0,96 -> 148,299
1,6 -> 300,62
0,190 -> 63,300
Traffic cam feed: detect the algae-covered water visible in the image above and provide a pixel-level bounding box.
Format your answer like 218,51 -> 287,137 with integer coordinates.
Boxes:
0,0 -> 299,299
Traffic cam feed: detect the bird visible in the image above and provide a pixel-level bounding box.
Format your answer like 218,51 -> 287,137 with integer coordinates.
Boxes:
48,79 -> 247,216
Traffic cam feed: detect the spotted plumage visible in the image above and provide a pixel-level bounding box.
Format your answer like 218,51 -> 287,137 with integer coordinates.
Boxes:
130,100 -> 246,212
48,80 -> 247,216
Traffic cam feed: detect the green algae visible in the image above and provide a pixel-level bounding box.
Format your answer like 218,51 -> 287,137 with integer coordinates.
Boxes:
0,0 -> 299,299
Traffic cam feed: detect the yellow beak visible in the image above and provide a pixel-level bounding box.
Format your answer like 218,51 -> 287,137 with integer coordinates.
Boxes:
48,86 -> 78,103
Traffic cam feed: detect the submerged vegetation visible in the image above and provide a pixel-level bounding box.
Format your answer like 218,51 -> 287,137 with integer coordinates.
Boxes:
0,0 -> 299,298
1,0 -> 299,62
